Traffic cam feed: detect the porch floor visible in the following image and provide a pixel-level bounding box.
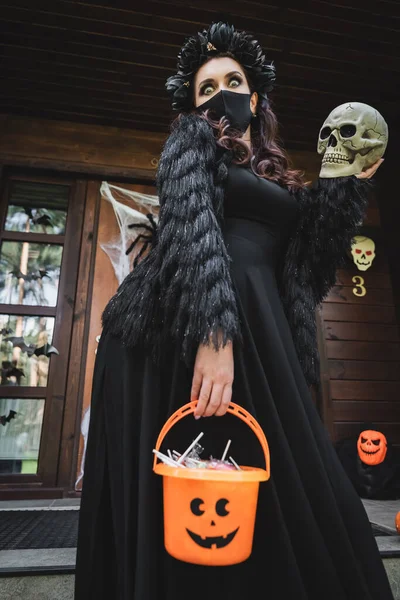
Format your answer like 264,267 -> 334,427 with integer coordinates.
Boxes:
0,497 -> 399,573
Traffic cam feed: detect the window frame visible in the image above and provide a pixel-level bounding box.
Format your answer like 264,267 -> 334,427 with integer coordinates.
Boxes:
0,168 -> 87,488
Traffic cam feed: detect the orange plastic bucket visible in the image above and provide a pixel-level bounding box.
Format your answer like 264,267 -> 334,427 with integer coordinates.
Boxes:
153,401 -> 270,566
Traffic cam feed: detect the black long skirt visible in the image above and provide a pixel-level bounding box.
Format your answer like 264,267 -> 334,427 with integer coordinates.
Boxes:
75,219 -> 394,600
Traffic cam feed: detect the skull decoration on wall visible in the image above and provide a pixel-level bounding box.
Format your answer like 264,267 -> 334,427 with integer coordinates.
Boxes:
318,102 -> 388,177
351,236 -> 376,271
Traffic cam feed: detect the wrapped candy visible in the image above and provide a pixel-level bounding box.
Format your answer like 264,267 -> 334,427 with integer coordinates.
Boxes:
153,433 -> 241,470
205,459 -> 236,471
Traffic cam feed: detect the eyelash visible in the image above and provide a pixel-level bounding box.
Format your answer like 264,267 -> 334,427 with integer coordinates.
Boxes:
200,76 -> 242,96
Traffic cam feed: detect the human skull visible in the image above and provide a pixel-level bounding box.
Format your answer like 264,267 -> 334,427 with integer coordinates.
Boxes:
351,236 -> 375,271
318,102 -> 388,177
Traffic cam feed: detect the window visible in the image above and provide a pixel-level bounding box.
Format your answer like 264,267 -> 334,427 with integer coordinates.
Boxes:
0,171 -> 86,488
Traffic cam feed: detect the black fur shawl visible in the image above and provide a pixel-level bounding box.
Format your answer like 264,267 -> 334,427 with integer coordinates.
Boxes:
102,114 -> 241,365
103,113 -> 370,386
279,177 -> 370,387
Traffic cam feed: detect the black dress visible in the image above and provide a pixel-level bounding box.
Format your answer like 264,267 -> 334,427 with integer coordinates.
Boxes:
75,164 -> 394,600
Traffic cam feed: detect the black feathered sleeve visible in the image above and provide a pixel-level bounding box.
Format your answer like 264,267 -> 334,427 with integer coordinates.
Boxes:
102,113 -> 240,364
279,176 -> 371,387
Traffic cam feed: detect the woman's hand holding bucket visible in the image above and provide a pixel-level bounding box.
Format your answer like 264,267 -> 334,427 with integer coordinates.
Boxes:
191,337 -> 234,419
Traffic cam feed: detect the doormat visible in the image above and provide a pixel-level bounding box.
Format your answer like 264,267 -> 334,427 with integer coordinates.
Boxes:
0,510 -> 78,550
0,511 -> 394,551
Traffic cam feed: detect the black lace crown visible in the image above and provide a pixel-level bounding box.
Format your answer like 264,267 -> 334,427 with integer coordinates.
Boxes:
166,22 -> 276,112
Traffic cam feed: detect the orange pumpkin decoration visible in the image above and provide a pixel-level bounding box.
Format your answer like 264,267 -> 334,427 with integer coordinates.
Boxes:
162,477 -> 261,565
154,402 -> 270,566
357,430 -> 387,466
395,512 -> 400,534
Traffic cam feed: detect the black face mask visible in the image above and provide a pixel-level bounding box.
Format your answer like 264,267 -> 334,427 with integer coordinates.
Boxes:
197,90 -> 253,133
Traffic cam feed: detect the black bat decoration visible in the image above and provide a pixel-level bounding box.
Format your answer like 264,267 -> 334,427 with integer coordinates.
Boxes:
1,361 -> 25,385
24,208 -> 52,227
0,328 -> 13,335
28,269 -> 49,281
4,336 -> 36,356
4,336 -> 59,357
9,269 -> 49,281
9,268 -> 27,280
32,214 -> 52,226
34,343 -> 59,357
0,410 -> 17,426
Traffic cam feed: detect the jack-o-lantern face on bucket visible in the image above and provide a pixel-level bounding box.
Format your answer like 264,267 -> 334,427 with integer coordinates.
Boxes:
186,497 -> 239,549
357,430 -> 387,466
162,476 -> 259,565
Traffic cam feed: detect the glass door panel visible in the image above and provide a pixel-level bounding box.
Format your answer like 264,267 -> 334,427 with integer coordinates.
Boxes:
0,241 -> 63,306
0,171 -> 86,491
0,398 -> 45,474
0,314 -> 56,387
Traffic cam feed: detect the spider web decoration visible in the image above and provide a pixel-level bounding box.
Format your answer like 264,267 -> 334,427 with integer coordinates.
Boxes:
99,182 -> 159,284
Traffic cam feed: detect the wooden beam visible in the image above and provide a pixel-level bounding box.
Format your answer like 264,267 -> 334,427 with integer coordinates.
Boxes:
2,231 -> 65,245
322,304 -> 395,324
3,66 -> 394,111
331,380 -> 400,400
2,2 -> 400,63
325,286 -> 394,306
0,104 -> 171,136
326,340 -> 400,361
333,400 -> 400,422
325,322 -> 399,342
0,113 -> 322,176
0,114 -> 165,179
328,359 -> 400,381
0,304 -> 56,317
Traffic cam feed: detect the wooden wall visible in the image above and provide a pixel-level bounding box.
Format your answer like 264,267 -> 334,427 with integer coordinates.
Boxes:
322,248 -> 400,448
0,114 -> 164,180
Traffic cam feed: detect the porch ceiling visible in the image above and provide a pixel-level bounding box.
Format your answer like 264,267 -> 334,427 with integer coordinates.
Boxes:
0,0 -> 399,151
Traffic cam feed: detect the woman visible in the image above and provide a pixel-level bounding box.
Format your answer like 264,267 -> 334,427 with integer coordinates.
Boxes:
75,22 -> 392,600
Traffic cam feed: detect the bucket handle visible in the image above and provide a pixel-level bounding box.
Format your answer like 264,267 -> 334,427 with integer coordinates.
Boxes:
153,401 -> 270,476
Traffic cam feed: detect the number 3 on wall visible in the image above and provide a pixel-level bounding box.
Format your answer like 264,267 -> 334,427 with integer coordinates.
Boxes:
352,275 -> 366,297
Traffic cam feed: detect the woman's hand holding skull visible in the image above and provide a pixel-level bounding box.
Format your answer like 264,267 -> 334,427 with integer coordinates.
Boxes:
356,158 -> 384,179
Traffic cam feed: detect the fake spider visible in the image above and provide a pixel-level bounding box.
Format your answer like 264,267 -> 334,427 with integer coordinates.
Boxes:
125,213 -> 158,268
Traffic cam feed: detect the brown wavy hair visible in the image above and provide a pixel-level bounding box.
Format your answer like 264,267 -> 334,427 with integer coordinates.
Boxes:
191,56 -> 306,192
203,94 -> 306,192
